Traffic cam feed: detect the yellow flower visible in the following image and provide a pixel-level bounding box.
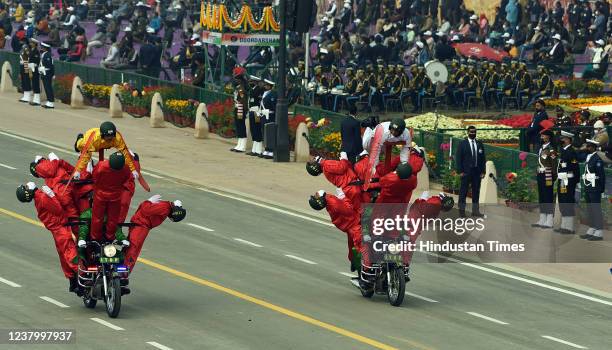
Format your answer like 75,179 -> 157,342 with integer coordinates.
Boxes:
317,118 -> 326,126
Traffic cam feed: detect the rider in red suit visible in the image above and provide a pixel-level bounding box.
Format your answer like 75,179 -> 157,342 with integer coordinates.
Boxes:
372,163 -> 417,204
308,190 -> 363,271
306,156 -> 363,213
91,152 -> 131,242
124,196 -> 186,272
71,161 -> 95,214
118,152 -> 140,223
16,182 -> 79,292
30,153 -> 79,220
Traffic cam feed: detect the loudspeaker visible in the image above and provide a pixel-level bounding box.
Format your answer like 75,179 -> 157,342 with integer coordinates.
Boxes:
290,0 -> 316,33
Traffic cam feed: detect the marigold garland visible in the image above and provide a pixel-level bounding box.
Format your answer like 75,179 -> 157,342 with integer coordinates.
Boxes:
199,1 -> 279,32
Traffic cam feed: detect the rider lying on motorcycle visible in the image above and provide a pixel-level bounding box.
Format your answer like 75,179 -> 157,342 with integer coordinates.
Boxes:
16,182 -> 80,293
30,153 -> 79,223
309,190 -> 363,272
124,195 -> 186,273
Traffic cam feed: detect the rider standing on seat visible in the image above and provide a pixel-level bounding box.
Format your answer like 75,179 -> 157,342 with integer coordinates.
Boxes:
16,182 -> 79,293
362,118 -> 411,174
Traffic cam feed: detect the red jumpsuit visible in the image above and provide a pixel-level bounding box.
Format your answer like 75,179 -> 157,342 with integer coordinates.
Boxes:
33,190 -> 78,279
402,196 -> 442,265
324,194 -> 362,262
374,172 -> 418,204
91,160 -> 131,241
320,159 -> 363,213
72,169 -> 94,214
35,159 -> 79,220
118,159 -> 140,223
124,200 -> 172,272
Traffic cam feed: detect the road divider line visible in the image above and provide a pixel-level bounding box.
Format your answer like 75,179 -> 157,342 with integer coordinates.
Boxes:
90,318 -> 124,331
141,170 -> 164,179
541,335 -> 588,349
137,257 -> 398,350
39,296 -> 69,308
186,223 -> 214,232
233,238 -> 263,247
0,131 -> 69,153
146,341 -> 174,350
466,312 -> 508,325
405,292 -> 438,303
0,208 -> 44,227
197,187 -> 334,227
0,163 -> 16,170
285,254 -> 318,265
339,272 -> 357,278
0,276 -> 21,288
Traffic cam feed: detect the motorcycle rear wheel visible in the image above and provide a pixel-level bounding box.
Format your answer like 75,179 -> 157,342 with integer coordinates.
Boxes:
104,277 -> 122,318
387,267 -> 405,307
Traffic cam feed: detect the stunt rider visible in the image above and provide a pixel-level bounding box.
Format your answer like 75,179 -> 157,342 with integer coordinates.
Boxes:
118,151 -> 140,224
30,153 -> 79,221
90,152 -> 131,242
73,121 -> 149,191
309,190 -> 363,272
16,182 -> 79,293
123,195 -> 186,273
306,155 -> 363,213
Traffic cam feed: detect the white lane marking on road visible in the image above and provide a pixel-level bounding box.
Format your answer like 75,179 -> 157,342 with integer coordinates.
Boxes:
39,296 -> 69,308
146,341 -> 174,350
3,129 -> 612,307
186,223 -> 214,232
0,277 -> 21,287
339,272 -> 357,278
285,254 -> 318,265
421,251 -> 612,307
0,163 -> 16,170
90,318 -> 124,331
466,312 -> 509,325
405,292 -> 438,303
541,335 -> 588,349
197,187 -> 334,227
141,170 -> 164,179
233,238 -> 263,247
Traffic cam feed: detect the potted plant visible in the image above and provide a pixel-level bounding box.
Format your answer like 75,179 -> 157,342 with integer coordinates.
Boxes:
504,167 -> 537,210
552,79 -> 566,98
565,79 -> 586,99
585,79 -> 605,96
440,167 -> 461,194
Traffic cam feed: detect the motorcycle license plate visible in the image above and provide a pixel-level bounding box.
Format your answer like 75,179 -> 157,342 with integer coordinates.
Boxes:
383,254 -> 402,263
99,257 -> 120,263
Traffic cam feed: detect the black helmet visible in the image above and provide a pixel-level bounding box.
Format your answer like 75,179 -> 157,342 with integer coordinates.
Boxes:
306,161 -> 322,176
389,118 -> 406,135
169,205 -> 187,222
440,193 -> 455,212
308,193 -> 326,211
100,121 -> 117,138
74,133 -> 84,152
16,185 -> 35,203
29,161 -> 40,178
396,163 -> 413,179
109,152 -> 125,170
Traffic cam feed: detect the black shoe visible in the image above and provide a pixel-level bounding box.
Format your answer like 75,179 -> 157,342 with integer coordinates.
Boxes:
531,223 -> 542,228
75,286 -> 84,297
263,155 -> 273,159
459,211 -> 467,218
68,277 -> 78,292
29,102 -> 40,106
540,225 -> 553,229
245,152 -> 257,156
257,153 -> 265,158
553,228 -> 563,233
121,287 -> 131,295
579,234 -> 592,239
559,230 -> 575,235
587,236 -> 603,241
41,105 -> 54,109
19,99 -> 29,103
230,148 -> 238,152
234,149 -> 244,153
472,212 -> 484,218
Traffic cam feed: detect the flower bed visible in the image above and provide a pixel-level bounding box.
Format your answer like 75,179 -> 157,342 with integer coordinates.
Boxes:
406,113 -> 520,142
545,96 -> 612,108
82,83 -> 111,108
164,99 -> 199,127
304,118 -> 339,158
207,98 -> 235,138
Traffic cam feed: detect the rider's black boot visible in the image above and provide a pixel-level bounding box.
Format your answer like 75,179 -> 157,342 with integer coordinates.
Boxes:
121,287 -> 131,295
68,277 -> 78,292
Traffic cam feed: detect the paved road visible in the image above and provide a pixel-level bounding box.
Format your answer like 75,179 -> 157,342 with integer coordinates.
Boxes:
0,132 -> 610,350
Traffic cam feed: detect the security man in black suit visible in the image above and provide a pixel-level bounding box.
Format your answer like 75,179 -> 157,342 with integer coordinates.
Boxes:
580,139 -> 606,241
532,129 -> 558,229
39,41 -> 55,109
554,131 -> 580,234
456,126 -> 486,217
526,99 -> 549,152
339,105 -> 365,163
247,76 -> 265,156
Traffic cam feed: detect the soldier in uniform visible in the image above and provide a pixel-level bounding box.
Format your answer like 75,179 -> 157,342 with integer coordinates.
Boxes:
461,64 -> 481,111
580,139 -> 606,241
555,106 -> 573,129
483,62 -> 500,108
38,41 -> 55,109
496,63 -> 514,109
260,79 -> 277,160
333,66 -> 354,112
312,65 -> 330,109
326,65 -> 343,111
531,129 -> 558,229
230,85 -> 248,153
246,76 -> 265,157
524,65 -> 552,109
18,38 -> 39,104
516,62 -> 533,110
452,62 -> 470,108
346,69 -> 369,110
410,66 -> 433,113
554,131 -> 580,234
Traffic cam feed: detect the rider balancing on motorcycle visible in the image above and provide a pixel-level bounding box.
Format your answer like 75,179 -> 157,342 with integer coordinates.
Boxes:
16,182 -> 79,293
124,195 -> 187,272
306,155 -> 364,214
90,152 -> 131,242
309,190 -> 363,272
118,151 -> 140,224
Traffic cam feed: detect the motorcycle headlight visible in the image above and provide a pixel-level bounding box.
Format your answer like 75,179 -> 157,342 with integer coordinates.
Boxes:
103,245 -> 117,258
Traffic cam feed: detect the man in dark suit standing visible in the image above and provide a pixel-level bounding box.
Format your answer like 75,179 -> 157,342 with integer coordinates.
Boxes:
456,126 -> 486,217
526,99 -> 549,152
340,105 -> 365,163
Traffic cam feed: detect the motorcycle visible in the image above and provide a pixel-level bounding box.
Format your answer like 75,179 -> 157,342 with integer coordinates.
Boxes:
351,239 -> 408,307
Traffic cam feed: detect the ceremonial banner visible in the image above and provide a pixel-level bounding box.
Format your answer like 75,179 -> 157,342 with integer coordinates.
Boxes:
220,33 -> 279,47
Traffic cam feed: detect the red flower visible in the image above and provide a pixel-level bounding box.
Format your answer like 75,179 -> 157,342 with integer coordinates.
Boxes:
505,172 -> 517,182
521,161 -> 527,168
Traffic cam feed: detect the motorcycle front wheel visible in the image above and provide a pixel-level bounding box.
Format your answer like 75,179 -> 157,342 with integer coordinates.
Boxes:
387,267 -> 405,307
104,277 -> 122,318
